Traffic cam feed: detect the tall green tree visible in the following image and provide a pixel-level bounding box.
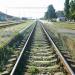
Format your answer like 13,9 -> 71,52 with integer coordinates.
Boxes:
64,0 -> 70,19
44,5 -> 56,20
70,0 -> 75,20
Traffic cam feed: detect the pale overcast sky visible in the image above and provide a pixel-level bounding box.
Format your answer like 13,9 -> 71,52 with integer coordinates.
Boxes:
0,0 -> 65,18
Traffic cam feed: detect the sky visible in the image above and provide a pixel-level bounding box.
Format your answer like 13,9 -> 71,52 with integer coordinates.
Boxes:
0,0 -> 65,18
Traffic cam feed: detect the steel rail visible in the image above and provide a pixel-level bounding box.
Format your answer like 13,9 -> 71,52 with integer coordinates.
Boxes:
41,22 -> 75,75
10,22 -> 36,75
0,22 -> 22,29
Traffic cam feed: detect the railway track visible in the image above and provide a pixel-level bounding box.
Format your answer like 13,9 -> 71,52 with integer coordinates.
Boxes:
5,21 -> 75,75
0,22 -> 24,29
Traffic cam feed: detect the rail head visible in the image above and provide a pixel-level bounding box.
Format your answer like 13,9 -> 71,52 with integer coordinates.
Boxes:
10,23 -> 36,75
41,22 -> 75,75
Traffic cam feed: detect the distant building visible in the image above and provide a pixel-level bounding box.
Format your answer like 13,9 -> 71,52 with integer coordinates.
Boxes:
0,12 -> 6,21
56,17 -> 66,22
22,17 -> 27,20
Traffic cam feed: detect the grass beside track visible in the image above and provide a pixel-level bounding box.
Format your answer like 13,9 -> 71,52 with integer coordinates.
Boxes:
0,20 -> 34,48
43,21 -> 75,62
52,22 -> 75,30
52,22 -> 75,60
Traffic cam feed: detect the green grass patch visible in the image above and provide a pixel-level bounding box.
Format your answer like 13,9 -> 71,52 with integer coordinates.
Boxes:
52,22 -> 75,30
27,66 -> 39,74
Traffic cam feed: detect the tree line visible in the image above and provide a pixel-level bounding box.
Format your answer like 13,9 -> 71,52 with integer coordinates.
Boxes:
64,0 -> 75,20
44,0 -> 75,21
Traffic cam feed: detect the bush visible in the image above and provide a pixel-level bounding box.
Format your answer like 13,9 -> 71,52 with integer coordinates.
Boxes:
28,66 -> 39,75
